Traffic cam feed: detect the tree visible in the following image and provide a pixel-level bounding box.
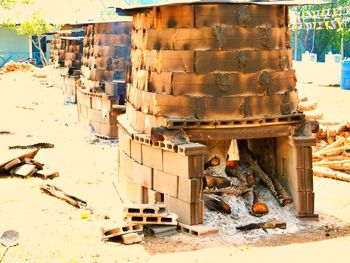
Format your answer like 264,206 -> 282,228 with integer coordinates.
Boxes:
290,0 -> 350,61
0,0 -> 31,9
15,12 -> 59,66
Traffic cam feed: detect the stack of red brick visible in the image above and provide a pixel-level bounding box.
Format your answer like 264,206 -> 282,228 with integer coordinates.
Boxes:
50,33 -> 67,67
126,4 -> 298,132
80,21 -> 131,93
77,21 -> 132,138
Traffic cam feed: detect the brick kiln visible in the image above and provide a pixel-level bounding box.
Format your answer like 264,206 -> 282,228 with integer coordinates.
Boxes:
61,30 -> 84,103
77,20 -> 132,139
117,2 -> 317,225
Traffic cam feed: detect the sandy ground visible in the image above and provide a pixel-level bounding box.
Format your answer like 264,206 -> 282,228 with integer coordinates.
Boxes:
1,71 -> 350,262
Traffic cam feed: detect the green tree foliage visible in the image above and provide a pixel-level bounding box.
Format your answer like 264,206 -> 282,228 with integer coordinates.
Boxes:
291,0 -> 350,61
15,12 -> 59,65
0,0 -> 31,9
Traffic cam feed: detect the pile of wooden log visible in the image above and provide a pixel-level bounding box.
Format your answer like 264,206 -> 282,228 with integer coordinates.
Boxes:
0,61 -> 36,73
298,97 -> 323,121
203,144 -> 293,217
313,135 -> 350,182
0,148 -> 58,180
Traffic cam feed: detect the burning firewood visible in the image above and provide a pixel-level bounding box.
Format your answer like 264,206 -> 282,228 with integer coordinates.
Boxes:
203,194 -> 231,214
236,219 -> 287,231
251,190 -> 269,215
203,175 -> 232,189
239,147 -> 292,206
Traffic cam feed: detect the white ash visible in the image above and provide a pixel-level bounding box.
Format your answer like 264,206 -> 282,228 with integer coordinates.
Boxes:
203,184 -> 322,243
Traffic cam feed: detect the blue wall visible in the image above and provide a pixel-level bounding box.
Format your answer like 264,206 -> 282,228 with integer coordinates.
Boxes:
0,27 -> 30,66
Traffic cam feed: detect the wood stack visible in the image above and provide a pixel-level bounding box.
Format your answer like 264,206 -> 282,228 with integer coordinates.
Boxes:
77,21 -> 132,138
313,126 -> 350,182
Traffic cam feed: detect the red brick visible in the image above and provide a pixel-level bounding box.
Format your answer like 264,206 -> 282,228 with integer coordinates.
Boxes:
153,169 -> 178,198
118,128 -> 131,156
131,139 -> 142,164
121,233 -> 144,245
119,150 -> 134,180
148,189 -> 162,204
132,161 -> 153,189
141,144 -> 163,171
163,151 -> 204,178
126,177 -> 147,204
177,177 -> 202,203
165,195 -> 204,225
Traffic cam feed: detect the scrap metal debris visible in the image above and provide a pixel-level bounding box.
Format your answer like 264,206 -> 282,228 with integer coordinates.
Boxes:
9,142 -> 54,150
0,149 -> 58,179
40,184 -> 87,209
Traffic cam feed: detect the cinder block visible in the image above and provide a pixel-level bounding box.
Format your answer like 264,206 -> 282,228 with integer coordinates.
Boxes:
131,139 -> 142,164
163,151 -> 204,178
132,161 -> 153,189
153,169 -> 178,198
177,143 -> 207,156
118,128 -> 131,157
91,96 -> 102,110
297,168 -> 313,192
126,177 -> 147,204
148,189 -> 163,204
120,150 -> 134,180
177,177 -> 202,203
141,144 -> 163,171
296,191 -> 315,216
165,195 -> 204,225
121,233 -> 144,245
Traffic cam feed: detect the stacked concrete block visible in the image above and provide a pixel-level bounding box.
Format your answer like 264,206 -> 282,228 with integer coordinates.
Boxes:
126,4 -> 298,132
77,21 -> 132,138
117,3 -> 317,222
77,88 -> 126,138
276,136 -> 317,218
80,21 -> 131,94
49,33 -> 67,67
117,120 -> 206,225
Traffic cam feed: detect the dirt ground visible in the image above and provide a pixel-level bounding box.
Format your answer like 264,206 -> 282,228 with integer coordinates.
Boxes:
1,71 -> 350,262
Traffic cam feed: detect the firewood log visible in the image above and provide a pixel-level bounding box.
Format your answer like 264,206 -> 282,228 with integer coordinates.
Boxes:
313,166 -> 350,182
202,186 -> 252,196
240,148 -> 292,206
236,219 -> 287,231
251,190 -> 269,215
203,194 -> 231,214
318,144 -> 350,156
314,137 -> 347,155
203,175 -> 232,189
